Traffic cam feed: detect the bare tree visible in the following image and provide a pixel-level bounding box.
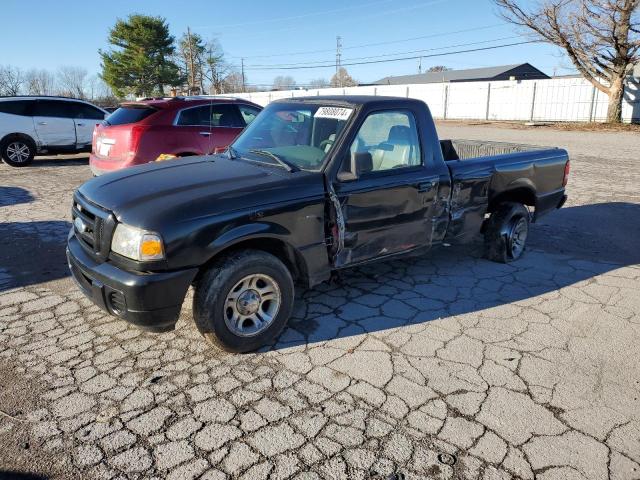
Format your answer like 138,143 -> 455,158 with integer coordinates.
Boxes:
24,69 -> 56,95
330,67 -> 357,87
309,78 -> 329,88
203,39 -> 233,94
272,75 -> 297,90
222,71 -> 245,93
0,65 -> 24,95
57,66 -> 88,98
494,0 -> 639,123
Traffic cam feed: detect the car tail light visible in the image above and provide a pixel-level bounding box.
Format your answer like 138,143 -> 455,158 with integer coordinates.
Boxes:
562,160 -> 570,187
130,125 -> 148,152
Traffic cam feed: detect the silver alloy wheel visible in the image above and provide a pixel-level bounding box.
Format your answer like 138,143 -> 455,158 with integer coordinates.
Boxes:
224,273 -> 281,337
509,217 -> 528,258
6,142 -> 31,163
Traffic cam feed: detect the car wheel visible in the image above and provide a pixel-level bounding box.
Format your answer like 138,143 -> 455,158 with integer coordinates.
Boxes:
1,136 -> 36,167
193,249 -> 294,352
484,202 -> 530,263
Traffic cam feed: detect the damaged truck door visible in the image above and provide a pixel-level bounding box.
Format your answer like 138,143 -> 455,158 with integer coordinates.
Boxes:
329,107 -> 451,267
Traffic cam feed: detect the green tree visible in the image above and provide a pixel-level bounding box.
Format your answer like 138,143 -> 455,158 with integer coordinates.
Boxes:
100,14 -> 183,97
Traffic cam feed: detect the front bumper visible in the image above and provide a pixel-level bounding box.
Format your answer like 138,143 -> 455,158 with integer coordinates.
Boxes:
67,232 -> 198,332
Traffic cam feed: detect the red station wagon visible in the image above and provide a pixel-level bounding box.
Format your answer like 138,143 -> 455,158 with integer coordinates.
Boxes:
90,97 -> 262,175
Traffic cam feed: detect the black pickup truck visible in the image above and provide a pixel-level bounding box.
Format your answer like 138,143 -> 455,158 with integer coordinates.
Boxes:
67,96 -> 569,352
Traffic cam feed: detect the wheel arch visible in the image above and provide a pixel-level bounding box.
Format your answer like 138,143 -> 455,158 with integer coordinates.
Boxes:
0,132 -> 37,148
197,228 -> 310,287
487,184 -> 536,213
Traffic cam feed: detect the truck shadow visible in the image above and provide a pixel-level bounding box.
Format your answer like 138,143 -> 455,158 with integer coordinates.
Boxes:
0,221 -> 71,292
276,201 -> 640,349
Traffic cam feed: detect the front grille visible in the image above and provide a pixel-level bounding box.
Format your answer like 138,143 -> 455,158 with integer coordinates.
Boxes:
72,193 -> 116,260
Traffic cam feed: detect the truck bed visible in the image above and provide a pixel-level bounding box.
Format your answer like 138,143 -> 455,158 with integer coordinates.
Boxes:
439,139 -> 568,243
440,139 -> 549,161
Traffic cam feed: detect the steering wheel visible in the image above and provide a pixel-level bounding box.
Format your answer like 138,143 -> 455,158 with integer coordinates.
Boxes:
319,138 -> 334,151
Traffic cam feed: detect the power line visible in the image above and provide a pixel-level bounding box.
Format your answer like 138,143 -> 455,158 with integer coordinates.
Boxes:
245,36 -> 522,68
241,41 -> 540,71
230,23 -> 505,60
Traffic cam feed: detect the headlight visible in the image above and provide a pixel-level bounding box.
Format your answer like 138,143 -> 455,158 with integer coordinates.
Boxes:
111,224 -> 164,261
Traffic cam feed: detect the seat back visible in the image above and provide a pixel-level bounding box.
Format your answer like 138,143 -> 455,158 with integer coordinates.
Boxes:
371,125 -> 413,171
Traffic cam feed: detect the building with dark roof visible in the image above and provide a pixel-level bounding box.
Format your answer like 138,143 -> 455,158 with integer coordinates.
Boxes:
369,63 -> 549,85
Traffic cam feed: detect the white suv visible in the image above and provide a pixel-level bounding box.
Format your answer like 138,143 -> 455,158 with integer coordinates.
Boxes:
0,96 -> 108,167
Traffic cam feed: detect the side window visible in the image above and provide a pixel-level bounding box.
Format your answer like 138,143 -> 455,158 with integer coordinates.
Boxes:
348,110 -> 421,173
211,104 -> 243,127
33,100 -> 75,118
238,105 -> 260,126
0,100 -> 32,116
176,105 -> 211,126
74,103 -> 106,120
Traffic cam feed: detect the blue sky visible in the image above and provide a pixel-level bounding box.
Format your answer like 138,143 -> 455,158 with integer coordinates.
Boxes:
1,0 -> 575,87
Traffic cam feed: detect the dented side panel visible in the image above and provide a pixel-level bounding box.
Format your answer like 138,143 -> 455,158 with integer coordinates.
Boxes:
444,148 -> 569,243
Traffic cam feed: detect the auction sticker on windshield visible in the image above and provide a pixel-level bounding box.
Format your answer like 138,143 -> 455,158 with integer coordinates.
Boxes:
315,107 -> 353,121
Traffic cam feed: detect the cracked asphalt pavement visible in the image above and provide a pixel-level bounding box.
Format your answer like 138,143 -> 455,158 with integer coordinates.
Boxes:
0,124 -> 639,480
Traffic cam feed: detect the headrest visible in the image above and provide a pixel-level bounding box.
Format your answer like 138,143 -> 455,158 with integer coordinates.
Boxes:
388,125 -> 412,143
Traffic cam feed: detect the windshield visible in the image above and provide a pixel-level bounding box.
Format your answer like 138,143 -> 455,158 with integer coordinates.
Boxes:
230,103 -> 353,171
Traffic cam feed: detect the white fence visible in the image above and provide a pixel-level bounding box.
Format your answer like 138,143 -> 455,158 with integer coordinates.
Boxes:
221,77 -> 640,123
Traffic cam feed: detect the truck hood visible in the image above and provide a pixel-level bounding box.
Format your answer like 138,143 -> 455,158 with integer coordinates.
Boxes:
78,155 -> 325,230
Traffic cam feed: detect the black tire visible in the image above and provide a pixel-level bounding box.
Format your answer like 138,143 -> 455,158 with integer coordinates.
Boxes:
1,136 -> 36,167
484,202 -> 530,263
193,249 -> 294,353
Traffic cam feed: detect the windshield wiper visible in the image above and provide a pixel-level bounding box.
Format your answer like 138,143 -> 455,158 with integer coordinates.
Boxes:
248,149 -> 299,172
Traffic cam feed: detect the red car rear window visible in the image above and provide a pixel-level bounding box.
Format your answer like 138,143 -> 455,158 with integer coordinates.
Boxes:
106,106 -> 157,126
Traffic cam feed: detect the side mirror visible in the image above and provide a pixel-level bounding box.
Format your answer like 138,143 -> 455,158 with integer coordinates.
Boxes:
336,152 -> 373,182
337,170 -> 357,182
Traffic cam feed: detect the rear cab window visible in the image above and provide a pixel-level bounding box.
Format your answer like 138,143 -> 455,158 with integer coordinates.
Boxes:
106,105 -> 157,125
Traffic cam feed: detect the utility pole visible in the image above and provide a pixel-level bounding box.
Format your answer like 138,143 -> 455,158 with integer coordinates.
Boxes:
336,36 -> 342,87
241,58 -> 246,93
418,57 -> 422,74
186,27 -> 196,94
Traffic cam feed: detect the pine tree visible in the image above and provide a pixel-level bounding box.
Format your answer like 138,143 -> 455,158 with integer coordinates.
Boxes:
100,14 -> 183,98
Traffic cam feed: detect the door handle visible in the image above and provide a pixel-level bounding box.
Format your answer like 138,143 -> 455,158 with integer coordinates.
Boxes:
199,132 -> 211,136
77,122 -> 85,126
416,181 -> 434,192
38,121 -> 47,125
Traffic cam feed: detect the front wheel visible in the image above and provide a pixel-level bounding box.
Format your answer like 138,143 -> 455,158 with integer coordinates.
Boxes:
1,137 -> 36,167
193,250 -> 294,352
484,202 -> 530,263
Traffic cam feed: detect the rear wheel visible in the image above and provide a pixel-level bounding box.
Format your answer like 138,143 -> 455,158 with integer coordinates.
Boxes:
193,249 -> 294,352
1,136 -> 36,167
484,202 -> 530,263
